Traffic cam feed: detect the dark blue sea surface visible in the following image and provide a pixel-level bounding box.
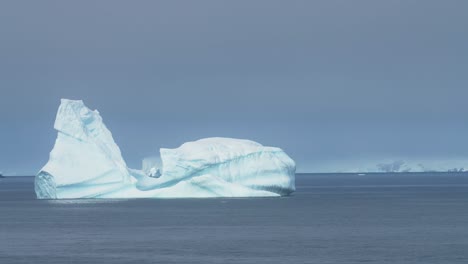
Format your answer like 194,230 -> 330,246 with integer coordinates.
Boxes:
0,173 -> 467,263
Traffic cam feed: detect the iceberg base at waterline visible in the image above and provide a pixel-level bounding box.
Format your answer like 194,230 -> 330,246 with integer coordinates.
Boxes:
35,99 -> 296,199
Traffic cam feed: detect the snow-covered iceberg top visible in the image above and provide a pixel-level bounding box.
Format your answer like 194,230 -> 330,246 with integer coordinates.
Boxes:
35,99 -> 296,199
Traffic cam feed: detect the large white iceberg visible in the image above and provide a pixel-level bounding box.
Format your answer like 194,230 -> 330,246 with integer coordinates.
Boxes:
35,99 -> 296,199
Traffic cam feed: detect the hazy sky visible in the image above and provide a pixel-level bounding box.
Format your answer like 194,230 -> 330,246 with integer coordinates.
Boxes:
1,1 -> 468,174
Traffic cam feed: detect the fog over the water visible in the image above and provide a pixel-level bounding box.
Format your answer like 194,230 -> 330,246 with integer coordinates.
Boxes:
1,1 -> 467,174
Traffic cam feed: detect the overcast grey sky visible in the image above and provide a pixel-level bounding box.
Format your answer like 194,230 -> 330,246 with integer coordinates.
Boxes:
1,1 -> 468,174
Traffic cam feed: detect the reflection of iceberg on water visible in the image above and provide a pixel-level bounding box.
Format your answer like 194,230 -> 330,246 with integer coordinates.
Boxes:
35,99 -> 296,199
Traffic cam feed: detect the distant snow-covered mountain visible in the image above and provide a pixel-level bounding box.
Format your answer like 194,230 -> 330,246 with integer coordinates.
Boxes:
297,159 -> 468,173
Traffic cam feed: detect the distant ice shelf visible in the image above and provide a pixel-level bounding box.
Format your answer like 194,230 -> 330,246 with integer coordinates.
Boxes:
35,99 -> 296,199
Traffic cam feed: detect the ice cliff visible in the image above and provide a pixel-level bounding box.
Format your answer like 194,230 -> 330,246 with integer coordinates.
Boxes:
35,99 -> 296,199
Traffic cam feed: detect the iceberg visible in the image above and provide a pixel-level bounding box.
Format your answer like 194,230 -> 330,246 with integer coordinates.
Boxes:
142,156 -> 162,177
35,99 -> 296,199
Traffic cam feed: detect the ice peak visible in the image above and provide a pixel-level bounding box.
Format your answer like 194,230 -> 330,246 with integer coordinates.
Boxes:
54,99 -> 103,141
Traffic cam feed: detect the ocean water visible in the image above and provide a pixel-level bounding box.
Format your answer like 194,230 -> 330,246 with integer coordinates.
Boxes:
0,173 -> 467,264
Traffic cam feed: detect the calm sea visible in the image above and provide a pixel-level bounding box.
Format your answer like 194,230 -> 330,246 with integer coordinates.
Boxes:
0,173 -> 467,264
